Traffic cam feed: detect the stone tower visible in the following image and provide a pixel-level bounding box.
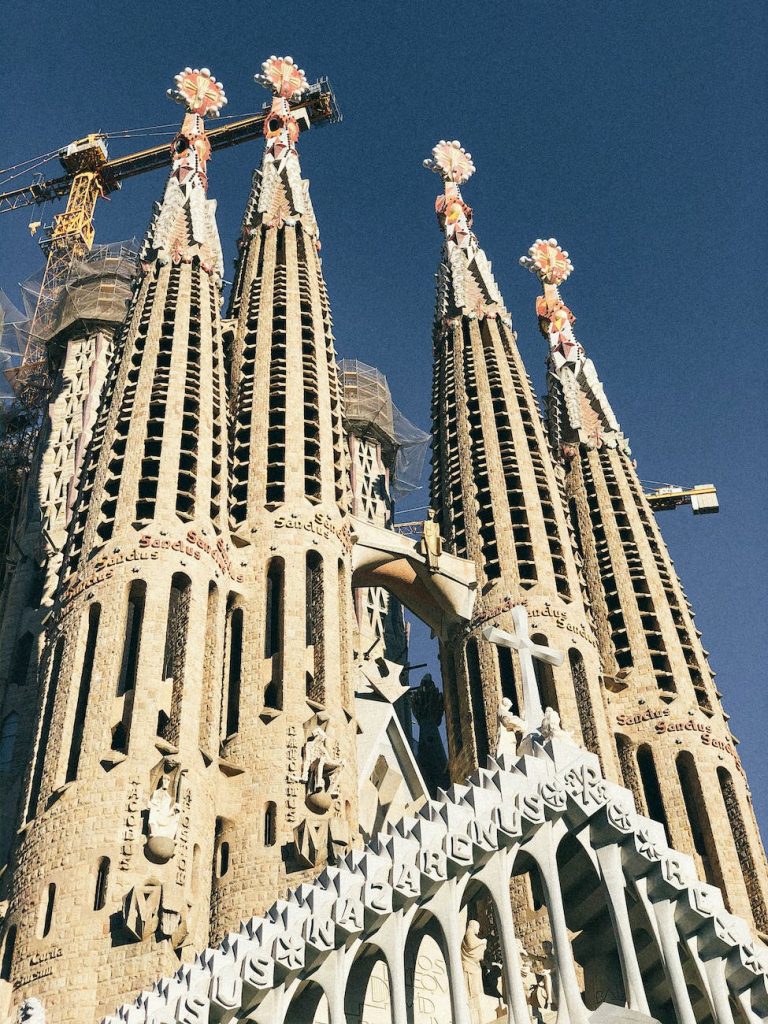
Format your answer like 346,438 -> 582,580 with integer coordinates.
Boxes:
210,56 -> 358,941
1,69 -> 234,1021
425,142 -> 617,783
520,237 -> 768,936
0,245 -> 135,871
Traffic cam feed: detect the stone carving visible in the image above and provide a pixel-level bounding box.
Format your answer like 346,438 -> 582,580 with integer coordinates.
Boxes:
540,708 -> 572,744
122,880 -> 162,941
461,920 -> 487,1023
146,774 -> 181,862
421,509 -> 442,573
483,605 -> 564,733
496,697 -> 526,761
17,999 -> 45,1024
102,737 -> 768,1024
300,712 -> 345,813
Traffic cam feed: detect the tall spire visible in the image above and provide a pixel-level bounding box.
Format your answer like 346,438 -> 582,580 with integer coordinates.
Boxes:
522,238 -> 768,933
3,69 -> 236,1023
424,140 -> 507,323
425,145 -> 615,786
212,56 -> 357,941
141,67 -> 227,280
520,238 -> 622,456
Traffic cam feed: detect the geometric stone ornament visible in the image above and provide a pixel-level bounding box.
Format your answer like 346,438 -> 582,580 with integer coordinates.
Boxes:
101,739 -> 768,1024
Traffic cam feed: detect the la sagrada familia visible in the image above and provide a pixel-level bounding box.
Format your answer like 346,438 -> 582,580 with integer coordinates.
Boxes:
0,59 -> 765,1024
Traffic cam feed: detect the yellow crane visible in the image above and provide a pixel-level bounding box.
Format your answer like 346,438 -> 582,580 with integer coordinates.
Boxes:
0,80 -> 340,569
644,483 -> 719,515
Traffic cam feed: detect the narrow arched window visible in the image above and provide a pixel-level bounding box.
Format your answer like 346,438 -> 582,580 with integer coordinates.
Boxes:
217,840 -> 230,877
224,604 -> 243,737
569,648 -> 600,762
1,924 -> 16,981
93,857 -> 110,911
305,551 -> 325,704
118,581 -> 145,695
9,632 -> 34,686
27,636 -> 64,821
163,573 -> 191,743
66,603 -> 101,783
264,802 -> 277,847
496,644 -> 519,715
637,744 -> 670,842
0,712 -> 19,771
465,638 -> 488,765
531,633 -> 558,712
38,883 -> 56,938
265,558 -> 283,658
718,767 -> 768,931
676,753 -> 720,890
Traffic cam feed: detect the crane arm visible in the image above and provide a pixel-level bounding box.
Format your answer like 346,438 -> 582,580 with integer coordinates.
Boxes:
0,78 -> 340,214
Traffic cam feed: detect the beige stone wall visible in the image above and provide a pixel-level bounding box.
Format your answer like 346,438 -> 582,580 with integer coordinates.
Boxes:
430,312 -> 619,786
566,444 -> 768,935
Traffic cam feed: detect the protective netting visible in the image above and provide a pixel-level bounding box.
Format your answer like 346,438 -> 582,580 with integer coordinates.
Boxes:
339,359 -> 429,498
17,239 -> 138,355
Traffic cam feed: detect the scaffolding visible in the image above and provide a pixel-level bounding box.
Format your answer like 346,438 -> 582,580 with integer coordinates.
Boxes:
339,359 -> 429,498
0,241 -> 138,580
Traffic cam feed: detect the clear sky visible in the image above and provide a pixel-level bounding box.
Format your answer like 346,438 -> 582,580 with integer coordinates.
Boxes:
1,1 -> 766,832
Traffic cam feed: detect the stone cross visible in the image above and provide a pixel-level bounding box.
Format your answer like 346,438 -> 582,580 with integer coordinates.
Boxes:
482,604 -> 564,733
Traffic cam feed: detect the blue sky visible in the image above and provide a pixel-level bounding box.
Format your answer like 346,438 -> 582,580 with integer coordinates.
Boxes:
1,1 -> 766,831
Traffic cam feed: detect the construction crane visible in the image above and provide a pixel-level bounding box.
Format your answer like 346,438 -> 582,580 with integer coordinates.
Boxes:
1,78 -> 340,382
644,483 -> 719,515
0,79 -> 340,575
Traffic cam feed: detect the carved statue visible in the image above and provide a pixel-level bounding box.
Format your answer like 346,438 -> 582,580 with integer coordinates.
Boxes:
146,774 -> 181,861
421,509 -> 442,573
535,940 -> 558,1014
540,707 -> 571,743
17,999 -> 45,1024
461,920 -> 487,1023
496,697 -> 526,760
300,712 -> 345,813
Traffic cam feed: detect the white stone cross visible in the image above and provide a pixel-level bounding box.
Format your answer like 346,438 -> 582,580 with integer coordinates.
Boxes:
482,604 -> 564,733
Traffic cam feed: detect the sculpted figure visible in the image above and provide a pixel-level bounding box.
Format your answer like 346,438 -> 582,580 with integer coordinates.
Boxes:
146,774 -> 181,862
536,940 -> 558,1011
496,697 -> 526,760
421,508 -> 442,573
18,1000 -> 45,1024
540,707 -> 571,743
301,712 -> 345,812
461,920 -> 487,1022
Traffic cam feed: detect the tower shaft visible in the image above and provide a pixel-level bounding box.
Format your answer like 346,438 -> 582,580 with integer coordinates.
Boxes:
523,237 -> 768,935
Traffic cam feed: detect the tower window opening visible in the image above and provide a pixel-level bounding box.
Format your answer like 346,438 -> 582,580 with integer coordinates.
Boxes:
465,638 -> 489,765
531,633 -> 559,713
637,744 -> 670,842
0,712 -> 19,772
1,925 -> 16,981
217,840 -> 230,878
93,857 -> 110,911
162,573 -> 192,743
118,582 -> 146,696
568,648 -> 601,766
676,752 -> 721,892
225,604 -> 243,737
265,558 -> 284,659
9,631 -> 34,686
305,551 -> 325,705
496,645 -> 519,717
65,603 -> 101,783
264,802 -> 277,847
717,767 -> 768,931
38,883 -> 56,938
27,636 -> 64,821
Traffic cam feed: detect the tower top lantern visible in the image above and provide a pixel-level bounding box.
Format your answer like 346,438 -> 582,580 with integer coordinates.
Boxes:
167,67 -> 228,117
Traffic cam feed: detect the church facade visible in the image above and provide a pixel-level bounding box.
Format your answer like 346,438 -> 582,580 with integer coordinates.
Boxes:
0,60 -> 765,1024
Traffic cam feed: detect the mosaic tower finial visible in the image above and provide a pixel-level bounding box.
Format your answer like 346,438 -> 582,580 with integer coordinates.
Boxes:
520,238 -> 582,373
423,139 -> 476,184
254,55 -> 309,166
167,67 -> 228,116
